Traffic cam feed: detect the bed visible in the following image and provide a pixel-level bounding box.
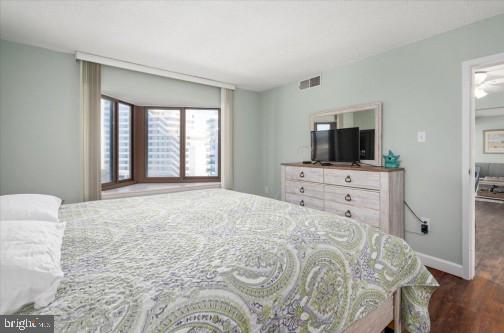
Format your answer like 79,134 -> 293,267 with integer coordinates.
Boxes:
17,189 -> 438,332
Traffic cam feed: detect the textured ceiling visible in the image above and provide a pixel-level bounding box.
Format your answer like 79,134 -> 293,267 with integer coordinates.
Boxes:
2,1 -> 504,91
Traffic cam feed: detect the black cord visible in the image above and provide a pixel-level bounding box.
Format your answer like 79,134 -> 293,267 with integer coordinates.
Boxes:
404,201 -> 425,224
312,161 -> 383,167
358,161 -> 380,167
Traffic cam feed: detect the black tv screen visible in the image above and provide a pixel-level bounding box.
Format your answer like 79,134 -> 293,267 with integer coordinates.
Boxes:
333,127 -> 360,162
311,127 -> 360,162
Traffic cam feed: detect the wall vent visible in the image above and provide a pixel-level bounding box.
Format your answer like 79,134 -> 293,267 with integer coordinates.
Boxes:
299,75 -> 321,90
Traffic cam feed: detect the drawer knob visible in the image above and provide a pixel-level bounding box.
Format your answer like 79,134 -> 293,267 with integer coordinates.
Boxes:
299,171 -> 305,178
299,187 -> 305,193
345,210 -> 352,218
345,175 -> 352,183
300,200 -> 305,207
345,194 -> 352,201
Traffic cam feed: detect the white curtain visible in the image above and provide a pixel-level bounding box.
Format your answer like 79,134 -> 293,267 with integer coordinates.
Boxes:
80,61 -> 102,201
221,88 -> 234,189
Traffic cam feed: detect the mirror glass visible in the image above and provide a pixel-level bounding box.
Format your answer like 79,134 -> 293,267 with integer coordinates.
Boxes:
311,104 -> 381,164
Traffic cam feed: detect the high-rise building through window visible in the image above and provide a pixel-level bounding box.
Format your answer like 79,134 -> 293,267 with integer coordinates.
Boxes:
100,97 -> 220,189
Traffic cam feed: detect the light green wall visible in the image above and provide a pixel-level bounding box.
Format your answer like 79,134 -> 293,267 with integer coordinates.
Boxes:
0,40 -> 261,202
259,14 -> 504,264
0,40 -> 81,203
475,90 -> 504,164
233,90 -> 261,195
102,65 -> 220,108
475,115 -> 504,163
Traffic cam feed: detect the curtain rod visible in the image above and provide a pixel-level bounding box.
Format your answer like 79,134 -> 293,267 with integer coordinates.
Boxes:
75,51 -> 236,90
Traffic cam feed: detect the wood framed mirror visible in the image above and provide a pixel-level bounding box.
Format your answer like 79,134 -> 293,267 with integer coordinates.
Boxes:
310,102 -> 382,166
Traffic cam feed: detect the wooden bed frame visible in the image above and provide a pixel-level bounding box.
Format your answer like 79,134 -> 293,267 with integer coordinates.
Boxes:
345,289 -> 401,333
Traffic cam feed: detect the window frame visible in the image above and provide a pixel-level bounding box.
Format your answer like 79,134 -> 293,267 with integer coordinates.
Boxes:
315,121 -> 337,131
101,95 -> 135,190
141,107 -> 221,183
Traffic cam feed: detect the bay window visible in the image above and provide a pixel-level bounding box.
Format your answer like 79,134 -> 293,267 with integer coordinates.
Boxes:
100,99 -> 114,184
100,96 -> 133,189
144,107 -> 220,182
146,109 -> 181,178
185,109 -> 219,177
100,96 -> 220,190
118,103 -> 133,181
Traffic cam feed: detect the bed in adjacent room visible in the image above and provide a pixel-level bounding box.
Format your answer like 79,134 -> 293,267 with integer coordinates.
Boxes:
14,189 -> 438,332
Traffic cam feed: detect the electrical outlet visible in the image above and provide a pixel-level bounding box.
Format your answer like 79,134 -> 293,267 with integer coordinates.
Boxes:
420,217 -> 430,234
264,186 -> 270,194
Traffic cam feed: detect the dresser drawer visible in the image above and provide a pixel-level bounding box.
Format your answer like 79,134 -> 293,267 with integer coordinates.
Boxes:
324,169 -> 380,190
325,185 -> 380,210
285,166 -> 323,183
325,201 -> 380,227
285,193 -> 324,210
285,180 -> 324,199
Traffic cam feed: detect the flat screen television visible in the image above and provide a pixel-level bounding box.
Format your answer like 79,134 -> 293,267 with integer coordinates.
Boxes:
334,127 -> 360,162
311,127 -> 360,163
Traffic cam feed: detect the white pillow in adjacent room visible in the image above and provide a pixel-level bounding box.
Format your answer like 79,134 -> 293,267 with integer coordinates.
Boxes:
0,194 -> 62,222
0,220 -> 65,314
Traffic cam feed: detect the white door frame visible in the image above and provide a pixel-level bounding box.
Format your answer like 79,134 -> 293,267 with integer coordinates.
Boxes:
461,52 -> 504,280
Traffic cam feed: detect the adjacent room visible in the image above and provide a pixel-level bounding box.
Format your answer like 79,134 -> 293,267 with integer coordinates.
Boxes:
1,1 -> 504,333
473,63 -> 504,291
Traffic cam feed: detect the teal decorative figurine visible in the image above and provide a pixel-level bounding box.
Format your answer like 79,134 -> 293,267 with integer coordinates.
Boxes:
383,150 -> 400,168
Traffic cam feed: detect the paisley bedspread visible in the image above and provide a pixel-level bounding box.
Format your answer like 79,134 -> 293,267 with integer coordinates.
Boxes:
18,189 -> 438,332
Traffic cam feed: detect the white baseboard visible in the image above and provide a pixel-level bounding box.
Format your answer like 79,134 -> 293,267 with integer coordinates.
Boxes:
416,251 -> 464,278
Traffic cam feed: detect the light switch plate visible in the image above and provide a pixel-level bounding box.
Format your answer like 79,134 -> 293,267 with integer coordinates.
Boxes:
417,131 -> 426,143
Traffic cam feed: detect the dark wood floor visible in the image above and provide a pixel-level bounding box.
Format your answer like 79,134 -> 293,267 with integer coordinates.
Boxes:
428,201 -> 504,333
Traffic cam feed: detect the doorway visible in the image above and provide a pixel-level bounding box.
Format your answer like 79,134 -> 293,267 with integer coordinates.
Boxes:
462,53 -> 504,280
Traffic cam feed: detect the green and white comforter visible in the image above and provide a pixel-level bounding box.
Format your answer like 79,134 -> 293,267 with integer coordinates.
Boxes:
19,189 -> 438,332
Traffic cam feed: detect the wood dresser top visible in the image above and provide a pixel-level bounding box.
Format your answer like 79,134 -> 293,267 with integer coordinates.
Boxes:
281,162 -> 404,173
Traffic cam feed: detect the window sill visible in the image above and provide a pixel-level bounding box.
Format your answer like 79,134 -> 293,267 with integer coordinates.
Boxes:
101,182 -> 221,200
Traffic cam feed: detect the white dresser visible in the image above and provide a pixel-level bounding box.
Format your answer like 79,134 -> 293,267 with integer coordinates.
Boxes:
281,163 -> 404,238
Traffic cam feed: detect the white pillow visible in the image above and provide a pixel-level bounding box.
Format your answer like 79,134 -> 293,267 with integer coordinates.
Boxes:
0,220 -> 65,314
0,194 -> 62,222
